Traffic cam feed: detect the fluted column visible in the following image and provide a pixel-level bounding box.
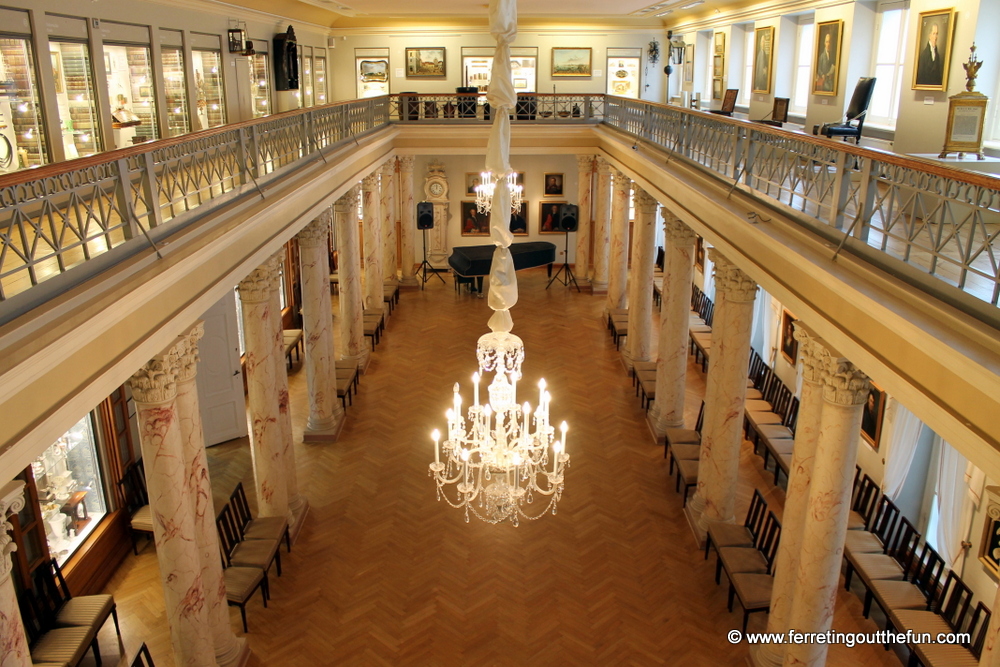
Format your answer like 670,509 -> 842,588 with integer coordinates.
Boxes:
298,213 -> 346,442
591,158 -> 612,294
623,188 -> 658,371
648,210 -> 697,439
689,249 -> 758,535
174,325 -> 249,667
238,261 -> 290,520
130,349 -> 216,667
751,326 -> 827,667
362,173 -> 383,311
0,480 -> 30,667
266,252 -> 306,532
398,156 -> 417,286
606,170 -> 631,312
574,155 -> 594,284
335,187 -> 369,371
381,160 -> 398,284
784,357 -> 871,667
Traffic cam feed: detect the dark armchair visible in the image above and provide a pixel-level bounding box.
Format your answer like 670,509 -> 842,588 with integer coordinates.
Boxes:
819,77 -> 877,144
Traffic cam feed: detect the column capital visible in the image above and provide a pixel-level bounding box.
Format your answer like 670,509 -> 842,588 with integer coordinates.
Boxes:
0,480 -> 26,582
709,249 -> 757,302
362,173 -> 378,191
821,358 -> 870,406
266,252 -> 284,291
380,159 -> 395,177
576,154 -> 595,171
335,186 -> 360,212
613,172 -> 630,196
398,155 -> 415,173
635,188 -> 658,214
238,262 -> 277,304
175,322 -> 205,384
597,158 -> 613,175
297,214 -> 330,248
130,350 -> 180,404
663,210 -> 697,243
794,323 -> 828,384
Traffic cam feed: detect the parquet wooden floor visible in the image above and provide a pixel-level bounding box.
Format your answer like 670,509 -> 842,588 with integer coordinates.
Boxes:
91,268 -> 902,666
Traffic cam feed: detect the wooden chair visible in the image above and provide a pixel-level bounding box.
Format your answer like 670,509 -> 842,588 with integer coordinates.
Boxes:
819,77 -> 877,144
866,543 -> 944,620
18,588 -> 101,667
664,401 -> 705,472
843,496 -> 900,558
128,643 -> 155,667
282,330 -> 304,370
705,489 -> 767,561
728,569 -> 774,633
223,564 -> 269,633
715,511 -> 781,586
849,474 -> 880,531
910,601 -> 990,667
888,571 -> 973,650
217,504 -> 282,578
845,517 -> 920,600
674,458 -> 699,507
33,559 -> 120,645
229,482 -> 291,553
116,460 -> 153,555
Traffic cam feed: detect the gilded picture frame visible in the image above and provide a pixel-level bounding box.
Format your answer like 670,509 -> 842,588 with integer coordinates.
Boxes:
752,26 -> 774,95
912,8 -> 956,91
812,20 -> 843,96
552,48 -> 592,77
405,47 -> 446,78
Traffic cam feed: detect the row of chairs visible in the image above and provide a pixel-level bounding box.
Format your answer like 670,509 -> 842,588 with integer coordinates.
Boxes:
743,349 -> 800,488
688,285 -> 714,373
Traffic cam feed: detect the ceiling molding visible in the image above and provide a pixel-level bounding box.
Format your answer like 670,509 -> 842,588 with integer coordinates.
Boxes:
331,24 -> 668,36
146,0 -> 337,34
666,0 -> 851,33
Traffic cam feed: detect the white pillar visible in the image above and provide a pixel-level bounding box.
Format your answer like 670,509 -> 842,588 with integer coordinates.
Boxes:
130,348 -> 216,667
981,584 -> 1000,666
381,159 -> 398,284
784,357 -> 870,667
648,210 -> 696,439
398,156 -> 418,286
591,158 -> 612,294
606,170 -> 631,312
574,155 -> 594,285
0,481 -> 31,667
237,261 -> 290,520
362,173 -> 384,311
623,187 -> 657,371
174,325 -> 249,667
335,187 -> 369,370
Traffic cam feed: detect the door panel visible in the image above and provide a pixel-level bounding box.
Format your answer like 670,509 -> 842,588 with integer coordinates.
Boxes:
196,290 -> 248,446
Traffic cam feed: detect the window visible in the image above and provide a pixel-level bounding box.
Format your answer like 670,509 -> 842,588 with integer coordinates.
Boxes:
315,57 -> 328,104
791,19 -> 815,114
104,44 -> 160,146
0,37 -> 48,172
868,1 -> 910,128
192,49 -> 226,129
250,52 -> 271,118
742,27 -> 754,105
50,41 -> 103,157
234,286 -> 245,356
161,47 -> 190,137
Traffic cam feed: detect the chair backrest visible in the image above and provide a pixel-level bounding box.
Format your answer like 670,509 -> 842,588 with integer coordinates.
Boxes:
969,602 -> 992,658
216,504 -> 240,564
771,386 -> 793,420
869,497 -> 900,550
743,489 -> 768,537
130,642 -> 156,667
694,401 -> 706,433
887,517 -> 921,575
757,511 -> 782,569
934,571 -> 973,630
721,89 -> 739,113
29,560 -> 68,625
229,482 -> 254,535
783,398 -> 800,433
117,460 -> 149,513
851,474 -> 880,528
910,543 -> 946,604
845,77 -> 877,123
703,301 -> 715,327
747,352 -> 764,387
17,587 -> 47,645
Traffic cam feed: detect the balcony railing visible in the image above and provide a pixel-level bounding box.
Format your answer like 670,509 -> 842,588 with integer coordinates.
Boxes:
387,93 -> 605,123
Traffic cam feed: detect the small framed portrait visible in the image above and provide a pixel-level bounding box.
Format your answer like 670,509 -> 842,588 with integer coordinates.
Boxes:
713,55 -> 724,77
139,85 -> 153,98
812,20 -> 843,96
543,173 -> 564,197
721,87 -> 739,112
465,172 -> 483,196
772,97 -> 789,123
694,236 -> 705,271
978,489 -> 1000,578
712,78 -> 723,101
509,202 -> 528,236
779,309 -> 798,364
860,383 -> 887,451
552,48 -> 592,77
460,201 -> 490,236
538,201 -> 565,234
912,8 -> 955,91
714,32 -> 725,55
752,26 -> 775,95
405,47 -> 446,78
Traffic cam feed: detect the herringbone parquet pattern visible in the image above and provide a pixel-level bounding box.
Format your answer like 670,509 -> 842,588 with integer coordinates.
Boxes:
92,269 -> 901,666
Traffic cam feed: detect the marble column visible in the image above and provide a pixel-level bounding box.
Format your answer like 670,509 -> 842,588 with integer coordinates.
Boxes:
981,584 -> 1000,666
606,170 -> 631,313
751,326 -> 827,667
784,357 -> 870,667
298,213 -> 346,442
335,187 -> 369,371
174,325 -> 249,667
266,252 -> 306,533
238,261 -> 290,520
574,155 -> 594,285
361,173 -> 383,311
0,480 -> 30,667
623,188 -> 658,371
647,210 -> 697,440
398,156 -> 418,286
130,349 -> 216,667
381,159 -> 398,284
591,158 -> 612,294
688,249 -> 758,536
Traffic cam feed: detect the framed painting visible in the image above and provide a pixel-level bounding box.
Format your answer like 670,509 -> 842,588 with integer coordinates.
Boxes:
465,172 -> 482,196
812,20 -> 842,96
460,201 -> 490,236
913,8 -> 955,90
713,55 -> 724,77
538,201 -> 566,233
772,97 -> 789,123
752,26 -> 774,95
694,236 -> 705,271
714,32 -> 725,55
860,382 -> 887,450
712,78 -> 723,101
978,488 -> 1000,579
405,47 -> 446,78
543,173 -> 564,197
509,202 -> 528,236
684,44 -> 694,83
779,308 -> 798,364
552,48 -> 592,77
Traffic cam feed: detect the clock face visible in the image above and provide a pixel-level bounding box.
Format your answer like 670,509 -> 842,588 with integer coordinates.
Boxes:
429,181 -> 444,196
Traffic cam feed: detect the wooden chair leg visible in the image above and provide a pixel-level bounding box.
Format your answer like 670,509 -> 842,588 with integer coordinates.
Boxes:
715,557 -> 723,585
704,535 -> 712,560
274,551 -> 282,576
262,574 -> 270,604
112,605 -> 121,638
727,583 -> 735,612
92,637 -> 102,667
240,604 -> 249,633
863,589 -> 874,618
742,609 -> 750,633
844,563 -> 854,590
284,527 -> 292,552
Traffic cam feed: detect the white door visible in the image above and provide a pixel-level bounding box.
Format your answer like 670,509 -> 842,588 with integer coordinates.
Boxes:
196,290 -> 248,446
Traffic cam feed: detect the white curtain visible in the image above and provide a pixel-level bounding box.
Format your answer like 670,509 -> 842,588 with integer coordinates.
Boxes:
881,401 -> 924,501
933,436 -> 984,571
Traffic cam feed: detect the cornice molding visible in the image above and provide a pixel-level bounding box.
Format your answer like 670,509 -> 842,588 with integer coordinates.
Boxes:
667,0 -> 854,34
330,24 -> 667,37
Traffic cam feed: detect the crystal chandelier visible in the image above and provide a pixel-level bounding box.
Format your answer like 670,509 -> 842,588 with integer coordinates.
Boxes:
474,171 -> 523,214
429,0 -> 569,526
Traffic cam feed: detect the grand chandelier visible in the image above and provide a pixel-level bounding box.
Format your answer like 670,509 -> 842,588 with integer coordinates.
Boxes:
429,0 -> 570,526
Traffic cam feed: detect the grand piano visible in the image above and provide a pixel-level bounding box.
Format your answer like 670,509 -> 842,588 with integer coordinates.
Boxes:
448,241 -> 557,293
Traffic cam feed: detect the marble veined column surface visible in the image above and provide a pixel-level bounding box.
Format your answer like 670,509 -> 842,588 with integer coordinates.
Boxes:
606,169 -> 631,312
0,481 -> 30,667
174,325 -> 249,667
381,159 -> 398,284
690,249 -> 758,534
130,349 -> 215,667
648,210 -> 697,439
238,262 -> 290,520
335,187 -> 369,370
266,252 -> 306,530
623,187 -> 658,371
981,581 -> 1000,666
751,326 -> 827,667
574,155 -> 594,284
590,158 -> 612,293
398,156 -> 417,285
362,173 -> 384,311
298,212 -> 346,442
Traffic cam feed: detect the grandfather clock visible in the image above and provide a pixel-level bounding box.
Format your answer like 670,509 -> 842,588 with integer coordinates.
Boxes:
423,161 -> 450,268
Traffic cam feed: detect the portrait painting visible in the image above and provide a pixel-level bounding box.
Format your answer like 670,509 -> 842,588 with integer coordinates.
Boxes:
465,172 -> 482,196
912,9 -> 955,91
752,26 -> 774,95
509,202 -> 528,236
405,48 -> 446,78
860,383 -> 887,450
538,201 -> 565,234
772,97 -> 789,123
812,20 -> 842,96
552,48 -> 592,77
694,236 -> 705,271
543,173 -> 564,197
779,309 -> 798,364
460,201 -> 490,237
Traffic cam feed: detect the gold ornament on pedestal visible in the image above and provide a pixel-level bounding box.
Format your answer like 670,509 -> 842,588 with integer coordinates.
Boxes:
940,44 -> 989,160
